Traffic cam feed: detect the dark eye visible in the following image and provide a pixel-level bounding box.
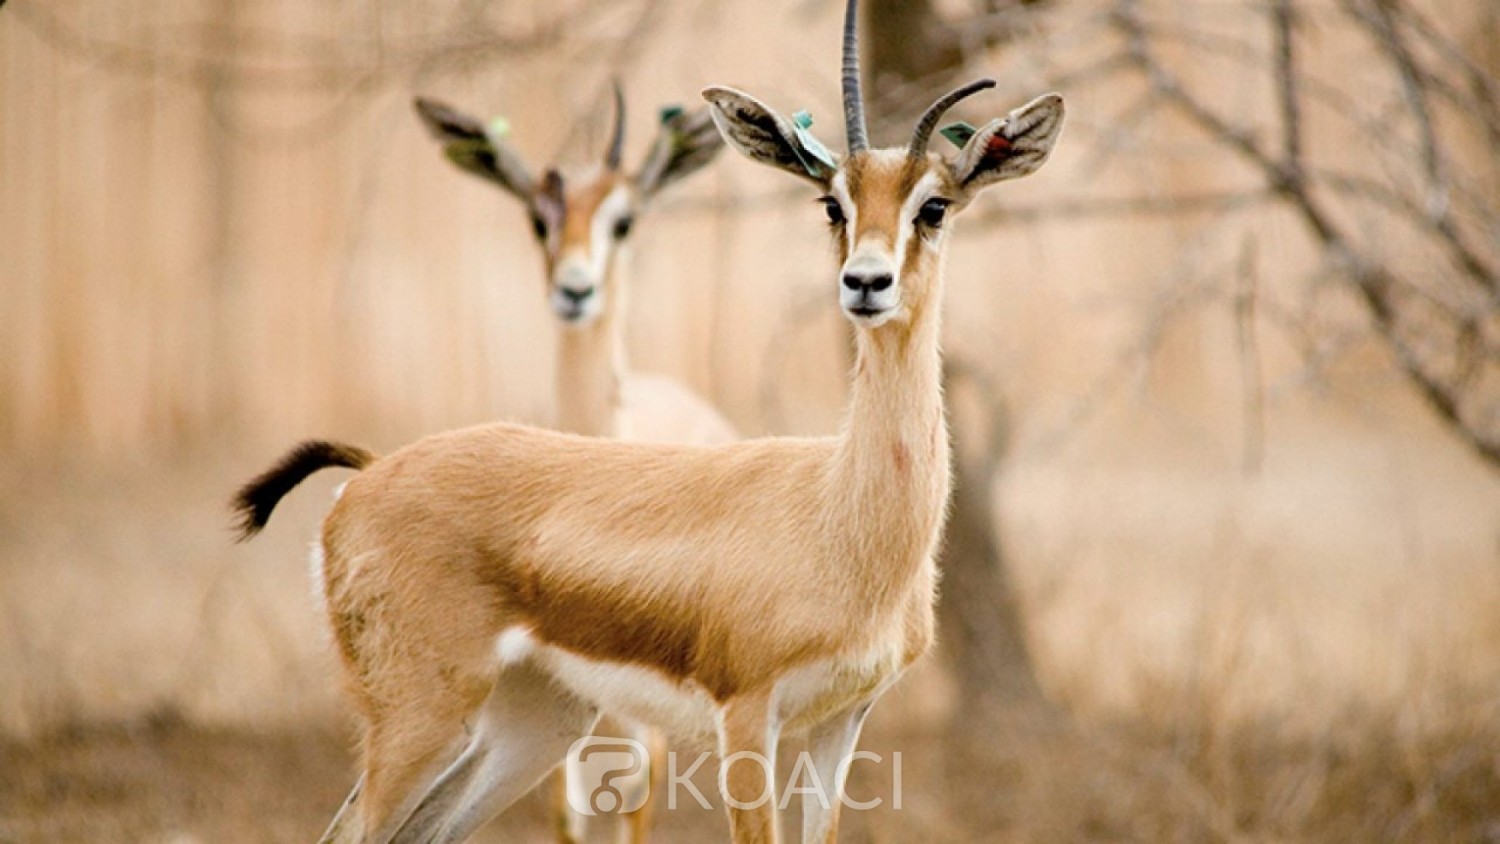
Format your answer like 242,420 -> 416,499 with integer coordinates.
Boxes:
818,196 -> 846,226
916,198 -> 950,229
612,216 -> 635,240
530,215 -> 548,240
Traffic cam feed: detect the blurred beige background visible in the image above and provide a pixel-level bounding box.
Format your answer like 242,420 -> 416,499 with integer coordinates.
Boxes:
1,0 -> 1498,840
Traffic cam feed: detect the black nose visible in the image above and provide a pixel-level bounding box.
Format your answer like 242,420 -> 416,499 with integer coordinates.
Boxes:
842,272 -> 892,293
559,287 -> 595,304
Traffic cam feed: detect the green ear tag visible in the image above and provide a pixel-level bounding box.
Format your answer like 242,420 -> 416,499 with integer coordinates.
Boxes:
940,121 -> 977,148
659,105 -> 685,125
790,110 -> 837,177
486,116 -> 512,140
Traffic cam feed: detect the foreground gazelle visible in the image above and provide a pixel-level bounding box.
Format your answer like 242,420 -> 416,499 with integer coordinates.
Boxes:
233,0 -> 1063,839
415,85 -> 734,844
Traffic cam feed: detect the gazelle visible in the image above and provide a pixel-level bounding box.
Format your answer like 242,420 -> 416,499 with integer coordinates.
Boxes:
415,85 -> 734,844
413,85 -> 735,446
233,0 -> 1063,840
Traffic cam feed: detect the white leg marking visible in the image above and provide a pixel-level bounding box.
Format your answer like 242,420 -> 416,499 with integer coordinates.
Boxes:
387,662 -> 598,844
799,704 -> 872,843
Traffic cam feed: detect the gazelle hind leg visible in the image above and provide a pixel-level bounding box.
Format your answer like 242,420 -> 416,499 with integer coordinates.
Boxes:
389,661 -> 598,844
358,716 -> 472,844
317,774 -> 364,844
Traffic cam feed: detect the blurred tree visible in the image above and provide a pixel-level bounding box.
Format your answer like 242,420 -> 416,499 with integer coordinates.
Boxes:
861,0 -> 1500,732
1111,0 -> 1500,468
1023,0 -> 1500,469
865,0 -> 1047,141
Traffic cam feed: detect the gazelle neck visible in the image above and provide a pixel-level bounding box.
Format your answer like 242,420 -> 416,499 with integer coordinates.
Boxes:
555,271 -> 627,438
829,258 -> 952,608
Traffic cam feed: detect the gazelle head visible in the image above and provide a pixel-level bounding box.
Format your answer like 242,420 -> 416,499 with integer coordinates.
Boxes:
416,85 -> 725,326
703,0 -> 1064,330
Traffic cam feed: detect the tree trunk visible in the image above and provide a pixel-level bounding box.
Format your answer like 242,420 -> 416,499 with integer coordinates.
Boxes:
864,0 -> 963,135
862,0 -> 1058,726
938,363 -> 1054,728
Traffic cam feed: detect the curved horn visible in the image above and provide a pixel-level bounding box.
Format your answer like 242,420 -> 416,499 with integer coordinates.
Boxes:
605,80 -> 626,170
841,0 -> 868,154
909,78 -> 996,159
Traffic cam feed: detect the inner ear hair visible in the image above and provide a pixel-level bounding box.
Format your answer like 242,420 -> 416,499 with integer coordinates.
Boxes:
701,86 -> 834,186
636,106 -> 726,199
413,96 -> 536,199
951,93 -> 1065,190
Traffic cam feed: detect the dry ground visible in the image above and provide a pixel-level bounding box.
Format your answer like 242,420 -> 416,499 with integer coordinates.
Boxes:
4,704 -> 1500,842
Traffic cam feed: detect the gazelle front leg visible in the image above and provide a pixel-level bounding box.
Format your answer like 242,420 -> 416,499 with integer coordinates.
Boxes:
798,703 -> 873,844
717,691 -> 781,844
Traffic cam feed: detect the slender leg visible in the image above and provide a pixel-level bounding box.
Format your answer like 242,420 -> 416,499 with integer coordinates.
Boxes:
316,774 -> 364,844
359,714 -> 473,844
556,717 -> 663,844
717,691 -> 781,844
551,766 -> 586,844
618,725 -> 666,844
389,661 -> 598,844
798,703 -> 872,844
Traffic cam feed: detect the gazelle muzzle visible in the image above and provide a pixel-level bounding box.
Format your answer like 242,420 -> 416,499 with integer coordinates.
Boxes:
839,250 -> 900,325
551,256 -> 604,324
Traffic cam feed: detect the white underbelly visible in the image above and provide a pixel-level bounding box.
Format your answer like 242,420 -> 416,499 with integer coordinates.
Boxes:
494,627 -> 909,745
497,628 -> 720,747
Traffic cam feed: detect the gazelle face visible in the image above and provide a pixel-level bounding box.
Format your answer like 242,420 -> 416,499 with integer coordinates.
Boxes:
705,84 -> 1064,333
702,0 -> 1063,333
415,87 -> 725,329
824,152 -> 957,327
529,169 -> 638,326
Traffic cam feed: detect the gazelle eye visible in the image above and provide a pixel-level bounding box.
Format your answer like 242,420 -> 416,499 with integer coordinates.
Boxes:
818,196 -> 846,226
612,216 -> 635,240
530,215 -> 548,240
916,198 -> 951,228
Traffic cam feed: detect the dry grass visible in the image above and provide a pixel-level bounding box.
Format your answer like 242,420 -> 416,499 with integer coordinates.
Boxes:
4,697 -> 1497,842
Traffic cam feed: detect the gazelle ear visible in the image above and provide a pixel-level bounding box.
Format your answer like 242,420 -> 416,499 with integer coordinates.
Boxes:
949,93 -> 1064,195
635,105 -> 726,200
701,86 -> 836,186
414,97 -> 535,200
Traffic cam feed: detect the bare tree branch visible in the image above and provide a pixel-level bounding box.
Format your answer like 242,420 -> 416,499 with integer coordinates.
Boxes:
1088,0 -> 1500,467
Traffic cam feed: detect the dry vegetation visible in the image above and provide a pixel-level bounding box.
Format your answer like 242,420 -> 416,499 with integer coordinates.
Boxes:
2,0 -> 1499,841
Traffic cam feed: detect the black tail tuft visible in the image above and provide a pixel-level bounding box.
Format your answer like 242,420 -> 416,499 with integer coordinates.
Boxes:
232,440 -> 376,541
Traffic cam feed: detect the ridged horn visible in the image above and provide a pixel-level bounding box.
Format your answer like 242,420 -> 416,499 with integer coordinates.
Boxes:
909,78 -> 996,158
841,0 -> 868,154
605,80 -> 626,170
